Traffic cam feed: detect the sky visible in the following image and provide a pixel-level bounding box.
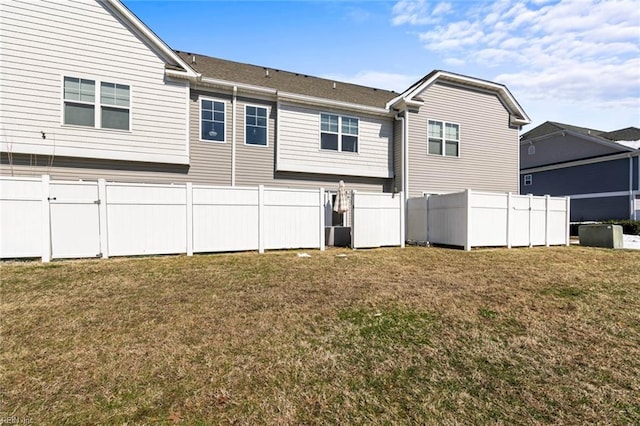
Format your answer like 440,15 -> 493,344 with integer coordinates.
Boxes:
122,0 -> 640,133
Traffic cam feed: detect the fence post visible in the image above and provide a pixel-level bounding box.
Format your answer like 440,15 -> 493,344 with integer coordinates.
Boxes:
528,193 -> 534,248
565,196 -> 571,246
98,179 -> 109,259
399,191 -> 405,248
506,192 -> 512,249
258,185 -> 265,253
425,194 -> 430,245
41,175 -> 51,263
545,195 -> 550,247
351,190 -> 357,249
464,189 -> 472,251
319,187 -> 325,251
186,182 -> 193,256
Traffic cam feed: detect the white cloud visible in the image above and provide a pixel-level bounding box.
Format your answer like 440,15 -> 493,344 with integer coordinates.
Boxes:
391,0 -> 452,26
391,0 -> 640,128
321,71 -> 421,93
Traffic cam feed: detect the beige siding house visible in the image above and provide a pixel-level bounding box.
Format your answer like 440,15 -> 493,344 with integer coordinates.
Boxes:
1,0 -> 530,207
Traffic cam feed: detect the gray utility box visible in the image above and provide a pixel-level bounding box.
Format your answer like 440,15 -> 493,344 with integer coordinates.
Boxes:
578,224 -> 623,249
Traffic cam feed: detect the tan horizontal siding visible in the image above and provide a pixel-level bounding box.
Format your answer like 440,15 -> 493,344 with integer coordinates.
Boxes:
408,83 -> 519,197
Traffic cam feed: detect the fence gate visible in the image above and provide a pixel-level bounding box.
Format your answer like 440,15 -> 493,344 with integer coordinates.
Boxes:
48,181 -> 102,259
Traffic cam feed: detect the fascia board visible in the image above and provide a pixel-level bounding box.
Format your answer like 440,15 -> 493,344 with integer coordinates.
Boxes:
103,0 -> 198,78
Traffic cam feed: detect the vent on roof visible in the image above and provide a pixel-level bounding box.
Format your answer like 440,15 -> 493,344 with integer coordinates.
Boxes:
333,82 -> 336,89
192,55 -> 196,64
265,68 -> 269,78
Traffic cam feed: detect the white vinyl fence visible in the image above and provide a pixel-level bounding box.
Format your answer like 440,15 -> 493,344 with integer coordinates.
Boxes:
352,190 -> 404,249
0,176 -> 327,261
407,189 -> 570,250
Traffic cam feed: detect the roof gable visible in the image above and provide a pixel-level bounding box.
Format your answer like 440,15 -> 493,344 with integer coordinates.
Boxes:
387,70 -> 530,126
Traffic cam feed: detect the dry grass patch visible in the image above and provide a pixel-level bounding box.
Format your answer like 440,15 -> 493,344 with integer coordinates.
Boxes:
1,246 -> 639,424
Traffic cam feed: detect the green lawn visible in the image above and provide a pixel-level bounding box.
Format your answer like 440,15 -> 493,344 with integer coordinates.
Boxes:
1,246 -> 639,424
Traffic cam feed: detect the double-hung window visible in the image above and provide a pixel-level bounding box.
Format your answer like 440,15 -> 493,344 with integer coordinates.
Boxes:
63,76 -> 130,130
428,120 -> 459,157
320,113 -> 358,153
201,99 -> 225,142
245,105 -> 268,146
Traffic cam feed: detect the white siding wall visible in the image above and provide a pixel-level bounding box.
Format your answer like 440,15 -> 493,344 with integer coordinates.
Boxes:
0,0 -> 189,165
277,103 -> 393,178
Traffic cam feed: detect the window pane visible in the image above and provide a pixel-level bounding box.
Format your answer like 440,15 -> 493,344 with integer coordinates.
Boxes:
445,123 -> 459,140
246,126 -> 267,145
101,83 -> 115,105
201,100 -> 225,141
79,79 -> 95,102
321,114 -> 338,132
64,77 -> 80,100
64,102 -> 95,126
101,82 -> 129,107
342,135 -> 358,152
321,133 -> 338,150
428,139 -> 442,155
428,120 -> 442,138
247,106 -> 256,116
115,84 -> 130,107
101,106 -> 129,130
201,121 -> 224,141
342,117 -> 358,135
445,140 -> 458,156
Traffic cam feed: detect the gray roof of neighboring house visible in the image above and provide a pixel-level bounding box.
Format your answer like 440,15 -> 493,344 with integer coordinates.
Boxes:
599,127 -> 640,142
521,121 -> 640,147
175,51 -> 398,109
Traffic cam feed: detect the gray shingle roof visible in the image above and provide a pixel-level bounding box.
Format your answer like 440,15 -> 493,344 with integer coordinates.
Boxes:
598,127 -> 640,142
176,51 -> 398,109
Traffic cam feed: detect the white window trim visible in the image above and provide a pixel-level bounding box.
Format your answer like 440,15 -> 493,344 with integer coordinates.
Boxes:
244,104 -> 269,147
524,174 -> 533,186
318,112 -> 360,154
427,119 -> 460,157
199,96 -> 227,143
60,74 -> 132,133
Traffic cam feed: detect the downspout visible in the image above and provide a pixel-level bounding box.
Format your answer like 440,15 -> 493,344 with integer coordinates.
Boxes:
403,109 -> 409,202
232,86 -> 237,186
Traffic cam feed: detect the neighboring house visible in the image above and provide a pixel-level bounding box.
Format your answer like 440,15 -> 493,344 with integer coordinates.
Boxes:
520,121 -> 640,221
1,0 -> 530,212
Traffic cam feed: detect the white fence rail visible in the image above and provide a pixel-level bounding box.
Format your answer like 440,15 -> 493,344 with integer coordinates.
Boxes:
352,191 -> 404,249
407,190 -> 570,250
0,176 -> 330,261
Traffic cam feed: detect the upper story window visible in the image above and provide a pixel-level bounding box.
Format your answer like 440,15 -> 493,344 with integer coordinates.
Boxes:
428,120 -> 459,157
245,105 -> 268,146
320,113 -> 358,153
63,76 -> 130,130
201,99 -> 225,142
